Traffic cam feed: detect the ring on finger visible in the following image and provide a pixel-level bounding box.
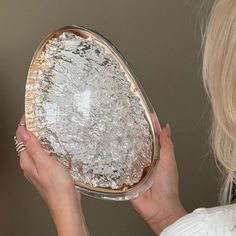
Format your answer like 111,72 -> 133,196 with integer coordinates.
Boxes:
18,123 -> 26,127
14,136 -> 26,156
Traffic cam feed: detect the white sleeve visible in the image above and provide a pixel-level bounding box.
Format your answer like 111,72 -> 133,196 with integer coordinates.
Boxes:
160,208 -> 208,236
160,204 -> 236,236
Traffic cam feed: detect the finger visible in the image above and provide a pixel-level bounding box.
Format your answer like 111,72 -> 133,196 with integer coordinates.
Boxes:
16,115 -> 27,143
18,115 -> 26,126
159,125 -> 176,168
23,171 -> 32,183
150,125 -> 179,195
16,116 -> 36,174
16,116 -> 48,166
19,151 -> 36,174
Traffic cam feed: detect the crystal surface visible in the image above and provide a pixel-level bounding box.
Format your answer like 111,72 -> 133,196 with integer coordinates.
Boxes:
26,31 -> 153,190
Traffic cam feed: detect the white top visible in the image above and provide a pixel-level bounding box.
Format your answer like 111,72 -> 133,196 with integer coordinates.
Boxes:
161,204 -> 236,236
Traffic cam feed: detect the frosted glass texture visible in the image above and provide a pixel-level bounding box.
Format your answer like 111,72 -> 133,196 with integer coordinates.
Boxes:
25,26 -> 161,200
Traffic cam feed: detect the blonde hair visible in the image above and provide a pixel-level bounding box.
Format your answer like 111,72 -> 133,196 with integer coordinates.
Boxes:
203,0 -> 236,204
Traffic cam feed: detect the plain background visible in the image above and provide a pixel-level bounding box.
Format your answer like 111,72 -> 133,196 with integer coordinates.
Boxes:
0,0 -> 219,235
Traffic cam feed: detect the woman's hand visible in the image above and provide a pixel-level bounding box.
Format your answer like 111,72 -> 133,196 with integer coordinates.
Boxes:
16,115 -> 89,236
131,124 -> 186,235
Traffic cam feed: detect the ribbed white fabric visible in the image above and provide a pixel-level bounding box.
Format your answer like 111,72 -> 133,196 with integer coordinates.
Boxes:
161,204 -> 236,236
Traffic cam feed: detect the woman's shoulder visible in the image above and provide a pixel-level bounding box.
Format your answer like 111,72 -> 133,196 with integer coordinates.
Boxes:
161,203 -> 236,236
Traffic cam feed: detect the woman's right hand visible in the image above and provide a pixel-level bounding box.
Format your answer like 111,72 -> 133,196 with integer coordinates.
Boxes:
131,124 -> 186,235
16,115 -> 89,236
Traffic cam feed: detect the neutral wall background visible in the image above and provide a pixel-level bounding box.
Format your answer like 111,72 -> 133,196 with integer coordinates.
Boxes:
0,0 -> 218,235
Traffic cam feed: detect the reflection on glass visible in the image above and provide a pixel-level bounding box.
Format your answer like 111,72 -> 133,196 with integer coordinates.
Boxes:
25,26 -> 161,200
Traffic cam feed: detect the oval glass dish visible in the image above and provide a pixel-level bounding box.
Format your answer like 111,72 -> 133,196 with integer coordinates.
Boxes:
25,25 -> 161,200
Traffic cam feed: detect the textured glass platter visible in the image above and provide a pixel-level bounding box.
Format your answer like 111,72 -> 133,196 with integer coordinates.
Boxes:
25,26 -> 161,200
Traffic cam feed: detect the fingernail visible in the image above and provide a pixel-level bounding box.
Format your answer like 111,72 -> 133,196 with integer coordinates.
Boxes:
166,123 -> 171,137
19,129 -> 30,142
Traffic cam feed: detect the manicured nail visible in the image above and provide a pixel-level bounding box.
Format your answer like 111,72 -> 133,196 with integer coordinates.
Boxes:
19,129 -> 30,142
166,123 -> 171,137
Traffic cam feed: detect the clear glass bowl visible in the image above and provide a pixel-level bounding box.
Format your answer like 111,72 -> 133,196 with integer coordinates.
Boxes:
25,25 -> 161,201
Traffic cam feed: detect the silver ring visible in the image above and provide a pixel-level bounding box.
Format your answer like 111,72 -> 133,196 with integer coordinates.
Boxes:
18,123 -> 26,127
14,136 -> 26,156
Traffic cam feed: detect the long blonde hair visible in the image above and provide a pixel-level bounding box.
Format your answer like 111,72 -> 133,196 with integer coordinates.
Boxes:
203,0 -> 236,204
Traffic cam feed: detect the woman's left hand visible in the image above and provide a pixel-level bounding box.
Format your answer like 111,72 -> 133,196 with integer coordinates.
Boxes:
131,124 -> 186,235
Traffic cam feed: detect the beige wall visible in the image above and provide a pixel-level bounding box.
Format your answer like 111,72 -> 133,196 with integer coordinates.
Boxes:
0,0 -> 218,235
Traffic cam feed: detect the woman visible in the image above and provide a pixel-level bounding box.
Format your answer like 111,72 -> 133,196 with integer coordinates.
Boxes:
15,0 -> 236,235
133,0 -> 236,235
